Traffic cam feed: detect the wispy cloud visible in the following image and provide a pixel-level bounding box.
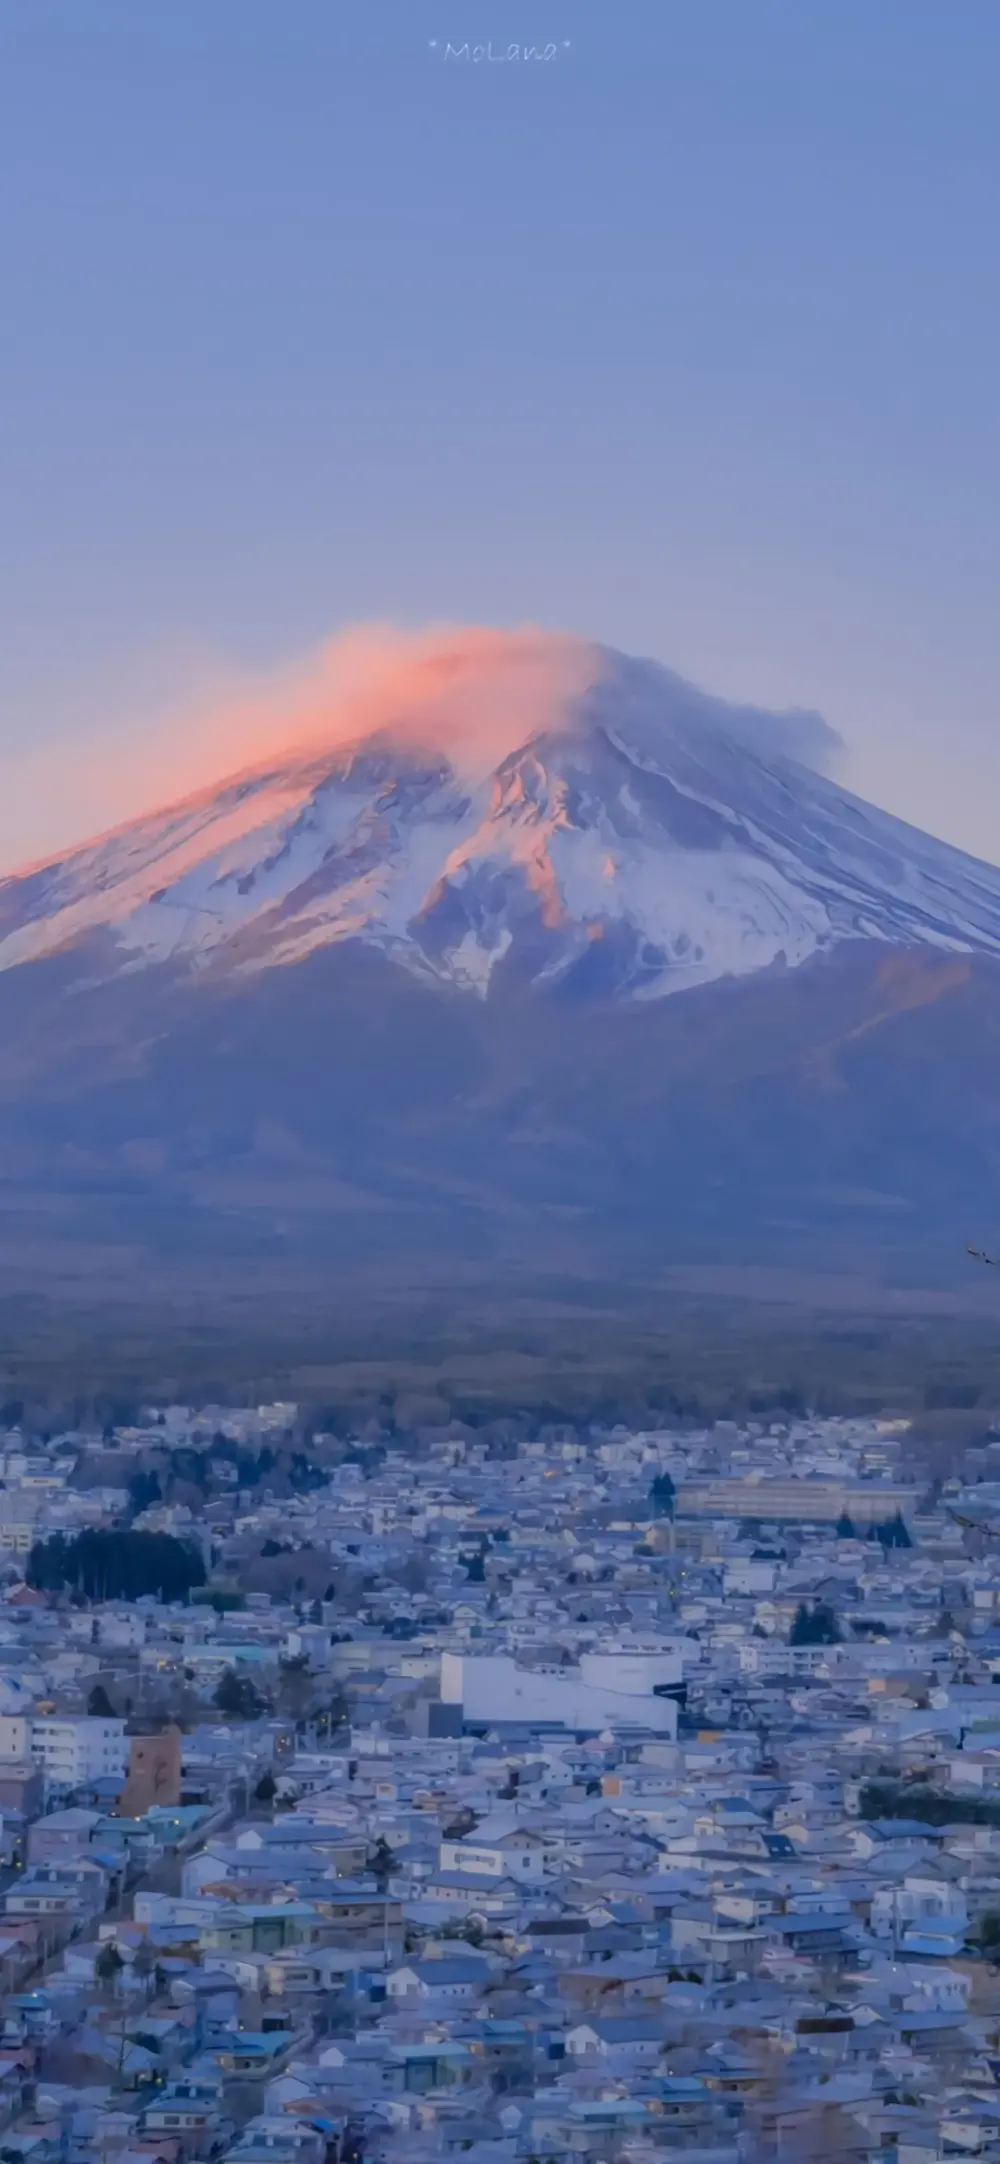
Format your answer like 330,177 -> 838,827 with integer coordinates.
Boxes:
2,624 -> 600,873
1,622 -> 842,876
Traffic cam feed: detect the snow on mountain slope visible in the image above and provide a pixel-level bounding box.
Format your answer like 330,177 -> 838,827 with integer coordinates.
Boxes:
5,635 -> 1000,1000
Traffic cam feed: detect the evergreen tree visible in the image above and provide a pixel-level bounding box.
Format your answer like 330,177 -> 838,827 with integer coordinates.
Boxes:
214,1668 -> 267,1720
649,1472 -> 676,1518
28,1528 -> 205,1604
128,1469 -> 162,1515
790,1600 -> 841,1646
871,1512 -> 913,1550
95,1941 -> 124,1991
369,1836 -> 395,1890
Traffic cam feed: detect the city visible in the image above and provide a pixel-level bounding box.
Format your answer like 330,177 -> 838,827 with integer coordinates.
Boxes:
0,1404 -> 992,2159
4,6 -> 999,2158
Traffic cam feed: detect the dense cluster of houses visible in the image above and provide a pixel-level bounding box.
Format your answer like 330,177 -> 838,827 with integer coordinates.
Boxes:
0,1404 -> 999,2158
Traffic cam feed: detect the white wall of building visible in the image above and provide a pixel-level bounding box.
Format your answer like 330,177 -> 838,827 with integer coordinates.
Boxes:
30,1716 -> 127,1787
440,1653 -> 677,1736
578,1647 -> 684,1696
439,1837 -> 546,1881
0,1715 -> 31,1762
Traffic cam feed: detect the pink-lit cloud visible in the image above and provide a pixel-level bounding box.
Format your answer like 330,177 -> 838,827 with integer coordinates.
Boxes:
2,624 -> 601,874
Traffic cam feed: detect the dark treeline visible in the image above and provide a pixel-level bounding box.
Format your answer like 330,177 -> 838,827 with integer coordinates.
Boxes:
166,1440 -> 280,1489
10,1294 -> 1000,1435
860,1780 -> 1000,1829
28,1528 -> 206,1603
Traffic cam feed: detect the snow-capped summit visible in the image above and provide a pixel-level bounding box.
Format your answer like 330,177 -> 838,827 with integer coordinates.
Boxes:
4,633 -> 1000,1001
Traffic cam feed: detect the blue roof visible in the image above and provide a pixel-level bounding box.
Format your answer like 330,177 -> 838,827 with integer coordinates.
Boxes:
215,2032 -> 290,2056
870,1820 -> 943,1839
902,1929 -> 966,1955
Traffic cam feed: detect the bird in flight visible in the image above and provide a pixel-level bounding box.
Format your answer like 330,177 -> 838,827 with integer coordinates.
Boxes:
949,1504 -> 1000,1540
967,1245 -> 1000,1268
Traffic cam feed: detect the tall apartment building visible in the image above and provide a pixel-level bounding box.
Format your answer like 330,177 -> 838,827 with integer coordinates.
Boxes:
30,1716 -> 127,1789
0,1492 -> 42,1553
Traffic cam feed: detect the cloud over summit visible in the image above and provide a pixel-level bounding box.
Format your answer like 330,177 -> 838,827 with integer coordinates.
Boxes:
1,623 -> 842,873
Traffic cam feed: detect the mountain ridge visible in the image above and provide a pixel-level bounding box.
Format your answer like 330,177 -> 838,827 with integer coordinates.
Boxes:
1,630 -> 999,1301
5,637 -> 1000,1004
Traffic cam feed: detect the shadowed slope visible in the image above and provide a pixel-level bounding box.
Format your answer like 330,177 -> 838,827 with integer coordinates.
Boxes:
0,935 -> 997,1296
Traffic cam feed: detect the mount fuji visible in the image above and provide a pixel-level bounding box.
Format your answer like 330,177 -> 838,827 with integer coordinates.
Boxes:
6,636 -> 1000,1001
2,629 -> 1000,1301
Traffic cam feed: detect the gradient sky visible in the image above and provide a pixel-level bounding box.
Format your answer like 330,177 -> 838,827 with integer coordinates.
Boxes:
3,0 -> 1000,868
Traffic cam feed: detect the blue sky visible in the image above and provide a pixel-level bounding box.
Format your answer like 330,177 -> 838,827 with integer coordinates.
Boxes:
2,0 -> 999,864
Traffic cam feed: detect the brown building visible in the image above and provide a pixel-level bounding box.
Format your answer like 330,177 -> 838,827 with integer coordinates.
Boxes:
0,1762 -> 43,1817
119,1725 -> 182,1816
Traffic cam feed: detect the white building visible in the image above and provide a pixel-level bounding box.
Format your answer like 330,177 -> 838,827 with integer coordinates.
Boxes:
0,1714 -> 32,1761
439,1819 -> 548,1882
675,1478 -> 918,1526
0,1492 -> 42,1553
440,1648 -> 680,1736
871,1876 -> 968,1951
30,1716 -> 127,1790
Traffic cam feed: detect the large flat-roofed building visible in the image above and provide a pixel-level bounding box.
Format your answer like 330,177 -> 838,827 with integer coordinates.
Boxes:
675,1480 -> 918,1526
440,1648 -> 682,1735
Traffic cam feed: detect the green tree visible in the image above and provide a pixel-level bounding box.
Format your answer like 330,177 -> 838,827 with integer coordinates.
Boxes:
868,1514 -> 912,1548
314,1689 -> 349,1738
28,1528 -> 205,1604
128,1469 -> 162,1515
277,1652 -> 313,1722
96,1940 -> 124,1992
369,1836 -> 395,1890
214,1668 -> 267,1720
790,1600 -> 841,1646
649,1472 -> 676,1518
87,1683 -> 117,1718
